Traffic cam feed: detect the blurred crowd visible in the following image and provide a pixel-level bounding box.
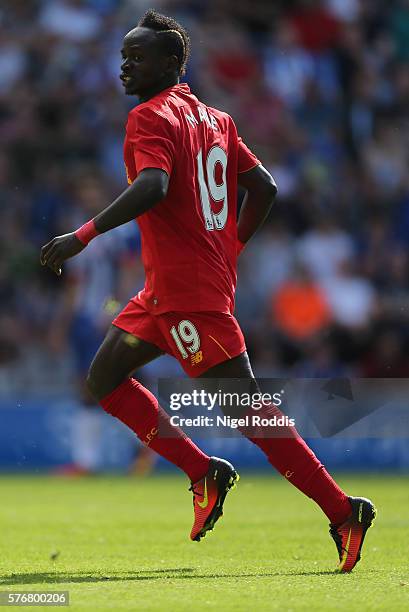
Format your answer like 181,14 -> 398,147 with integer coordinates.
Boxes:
1,0 -> 409,396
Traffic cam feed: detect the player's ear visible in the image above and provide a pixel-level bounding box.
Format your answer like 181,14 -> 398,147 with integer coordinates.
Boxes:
166,54 -> 179,75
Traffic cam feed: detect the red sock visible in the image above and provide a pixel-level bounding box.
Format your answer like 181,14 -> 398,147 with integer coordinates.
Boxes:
100,378 -> 210,483
242,404 -> 351,525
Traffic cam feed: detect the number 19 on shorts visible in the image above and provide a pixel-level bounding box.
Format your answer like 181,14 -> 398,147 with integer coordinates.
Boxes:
170,320 -> 200,359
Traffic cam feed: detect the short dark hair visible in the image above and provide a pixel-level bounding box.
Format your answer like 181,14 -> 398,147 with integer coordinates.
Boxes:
138,9 -> 190,76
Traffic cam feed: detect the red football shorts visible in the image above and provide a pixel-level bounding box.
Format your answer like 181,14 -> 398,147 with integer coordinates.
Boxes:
112,296 -> 246,377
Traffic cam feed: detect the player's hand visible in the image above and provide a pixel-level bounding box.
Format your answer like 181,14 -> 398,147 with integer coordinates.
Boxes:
40,232 -> 86,276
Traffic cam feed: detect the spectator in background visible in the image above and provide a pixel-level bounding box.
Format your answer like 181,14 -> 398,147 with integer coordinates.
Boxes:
296,216 -> 354,280
289,0 -> 341,54
320,260 -> 377,330
272,261 -> 332,346
39,0 -> 102,42
362,119 -> 408,196
263,20 -> 314,108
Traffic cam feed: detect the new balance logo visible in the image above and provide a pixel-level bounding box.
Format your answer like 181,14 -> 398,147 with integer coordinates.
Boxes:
191,350 -> 203,365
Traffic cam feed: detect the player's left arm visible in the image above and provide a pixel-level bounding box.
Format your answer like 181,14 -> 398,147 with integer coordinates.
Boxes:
237,164 -> 278,253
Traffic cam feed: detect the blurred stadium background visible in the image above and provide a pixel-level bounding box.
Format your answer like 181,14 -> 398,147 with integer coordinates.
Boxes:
1,0 -> 409,473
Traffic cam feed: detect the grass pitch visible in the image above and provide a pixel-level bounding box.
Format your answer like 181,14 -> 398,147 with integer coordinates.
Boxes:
0,473 -> 407,611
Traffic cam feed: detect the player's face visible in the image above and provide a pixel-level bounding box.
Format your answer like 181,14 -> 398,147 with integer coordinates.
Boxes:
120,27 -> 169,98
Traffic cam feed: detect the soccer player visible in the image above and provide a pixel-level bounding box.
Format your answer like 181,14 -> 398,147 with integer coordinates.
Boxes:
40,10 -> 375,571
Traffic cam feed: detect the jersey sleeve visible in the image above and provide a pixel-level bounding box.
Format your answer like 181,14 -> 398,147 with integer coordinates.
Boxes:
237,137 -> 260,174
127,108 -> 176,176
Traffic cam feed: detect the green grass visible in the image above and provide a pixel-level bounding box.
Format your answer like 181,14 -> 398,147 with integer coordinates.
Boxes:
0,474 -> 407,611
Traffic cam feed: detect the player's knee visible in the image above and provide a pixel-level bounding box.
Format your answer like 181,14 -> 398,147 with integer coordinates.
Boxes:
86,358 -> 123,402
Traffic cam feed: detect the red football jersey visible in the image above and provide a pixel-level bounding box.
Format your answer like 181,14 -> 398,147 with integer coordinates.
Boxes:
123,83 -> 259,315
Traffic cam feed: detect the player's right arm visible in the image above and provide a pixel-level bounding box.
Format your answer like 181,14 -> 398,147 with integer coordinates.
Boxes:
237,163 -> 277,253
40,169 -> 168,275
